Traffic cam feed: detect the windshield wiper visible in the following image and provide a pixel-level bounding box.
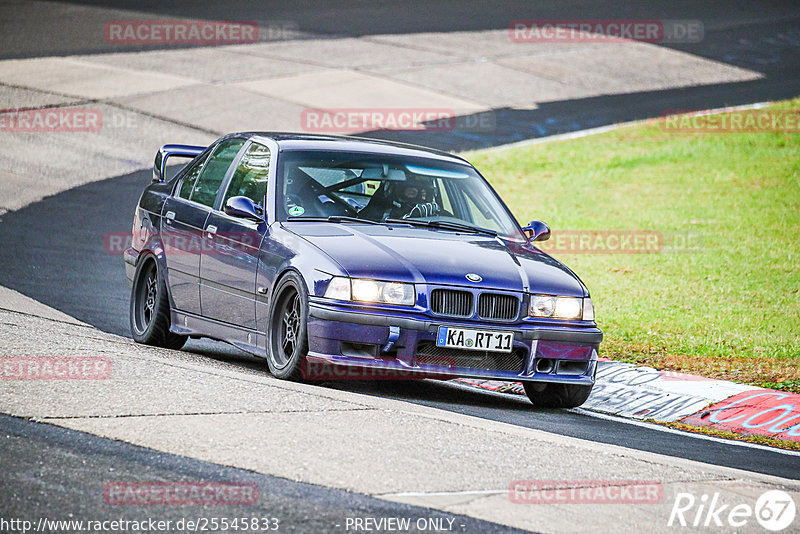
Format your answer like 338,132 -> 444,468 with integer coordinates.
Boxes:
287,216 -> 382,225
287,216 -> 496,235
384,218 -> 497,236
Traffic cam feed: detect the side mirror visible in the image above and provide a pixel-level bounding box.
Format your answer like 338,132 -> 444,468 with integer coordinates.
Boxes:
224,196 -> 264,221
522,220 -> 551,242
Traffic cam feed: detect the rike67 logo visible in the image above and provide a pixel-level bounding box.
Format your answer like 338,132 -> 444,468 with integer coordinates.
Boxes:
669,490 -> 796,531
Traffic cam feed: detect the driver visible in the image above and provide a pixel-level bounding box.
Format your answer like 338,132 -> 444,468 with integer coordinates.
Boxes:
387,178 -> 439,219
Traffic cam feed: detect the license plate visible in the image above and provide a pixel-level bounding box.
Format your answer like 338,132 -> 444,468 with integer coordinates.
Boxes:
436,326 -> 513,353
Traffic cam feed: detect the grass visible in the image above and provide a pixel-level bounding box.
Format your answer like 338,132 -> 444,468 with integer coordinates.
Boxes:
657,421 -> 800,452
466,99 -> 800,392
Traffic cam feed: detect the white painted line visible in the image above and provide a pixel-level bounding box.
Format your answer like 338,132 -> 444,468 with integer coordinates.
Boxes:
467,101 -> 774,153
573,407 -> 800,458
445,378 -> 800,456
383,489 -> 506,498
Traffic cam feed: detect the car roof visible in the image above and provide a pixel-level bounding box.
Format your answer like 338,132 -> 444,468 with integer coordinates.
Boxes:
232,132 -> 470,165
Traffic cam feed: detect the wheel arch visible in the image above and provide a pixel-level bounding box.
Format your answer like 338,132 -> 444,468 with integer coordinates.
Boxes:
133,247 -> 177,311
270,267 -> 310,300
270,264 -> 314,301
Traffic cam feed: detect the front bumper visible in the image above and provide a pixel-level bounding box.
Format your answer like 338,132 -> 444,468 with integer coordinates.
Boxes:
305,301 -> 601,385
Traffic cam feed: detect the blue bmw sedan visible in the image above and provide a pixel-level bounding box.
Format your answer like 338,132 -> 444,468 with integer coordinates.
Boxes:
125,133 -> 602,408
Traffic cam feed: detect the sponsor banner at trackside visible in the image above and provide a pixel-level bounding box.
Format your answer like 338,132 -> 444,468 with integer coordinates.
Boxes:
582,361 -> 759,422
681,390 -> 800,442
457,363 -> 800,443
454,361 -> 757,422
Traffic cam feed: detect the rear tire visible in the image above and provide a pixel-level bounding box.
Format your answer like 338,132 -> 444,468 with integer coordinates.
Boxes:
130,257 -> 187,350
523,381 -> 593,408
266,272 -> 309,381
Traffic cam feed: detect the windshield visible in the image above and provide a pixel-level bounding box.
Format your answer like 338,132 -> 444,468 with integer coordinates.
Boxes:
276,150 -> 522,239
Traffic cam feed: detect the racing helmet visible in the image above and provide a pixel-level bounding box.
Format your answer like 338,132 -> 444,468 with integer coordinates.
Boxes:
394,177 -> 435,206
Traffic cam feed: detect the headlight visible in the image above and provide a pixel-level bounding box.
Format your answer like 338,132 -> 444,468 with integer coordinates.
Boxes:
324,277 -> 351,300
530,295 -> 588,320
324,277 -> 415,306
352,279 -> 380,302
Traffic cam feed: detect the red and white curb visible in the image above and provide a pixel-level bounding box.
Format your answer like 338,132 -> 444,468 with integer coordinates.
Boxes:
454,360 -> 800,443
682,390 -> 800,441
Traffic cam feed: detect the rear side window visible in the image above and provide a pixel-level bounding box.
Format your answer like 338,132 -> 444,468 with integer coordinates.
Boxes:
177,151 -> 211,200
223,142 -> 271,207
189,138 -> 246,207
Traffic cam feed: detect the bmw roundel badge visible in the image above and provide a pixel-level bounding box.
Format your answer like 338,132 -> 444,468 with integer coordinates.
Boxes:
465,273 -> 482,283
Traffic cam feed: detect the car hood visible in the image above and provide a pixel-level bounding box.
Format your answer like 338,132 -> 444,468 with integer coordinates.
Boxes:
286,223 -> 587,296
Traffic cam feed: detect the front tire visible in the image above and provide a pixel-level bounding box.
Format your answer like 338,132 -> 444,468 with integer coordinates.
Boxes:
523,381 -> 593,408
267,272 -> 309,381
130,257 -> 187,350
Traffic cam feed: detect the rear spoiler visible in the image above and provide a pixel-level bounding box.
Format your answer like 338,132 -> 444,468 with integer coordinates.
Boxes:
153,144 -> 207,182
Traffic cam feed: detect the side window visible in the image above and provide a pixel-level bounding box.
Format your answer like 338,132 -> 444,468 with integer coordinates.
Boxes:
189,138 -> 246,207
223,142 -> 271,207
177,151 -> 211,200
434,178 -> 453,214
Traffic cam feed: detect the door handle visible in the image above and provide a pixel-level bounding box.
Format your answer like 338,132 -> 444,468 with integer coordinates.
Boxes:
206,225 -> 217,238
164,211 -> 175,224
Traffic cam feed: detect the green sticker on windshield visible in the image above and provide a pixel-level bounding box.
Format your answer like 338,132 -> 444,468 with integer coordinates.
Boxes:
288,206 -> 305,216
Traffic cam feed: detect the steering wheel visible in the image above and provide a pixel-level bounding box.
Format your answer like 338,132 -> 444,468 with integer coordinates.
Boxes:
294,179 -> 360,215
405,202 -> 440,219
321,191 -> 358,216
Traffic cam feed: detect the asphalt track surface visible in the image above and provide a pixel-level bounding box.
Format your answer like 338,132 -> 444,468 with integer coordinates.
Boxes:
0,169 -> 797,484
0,414 -> 528,533
1,2 -> 800,150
